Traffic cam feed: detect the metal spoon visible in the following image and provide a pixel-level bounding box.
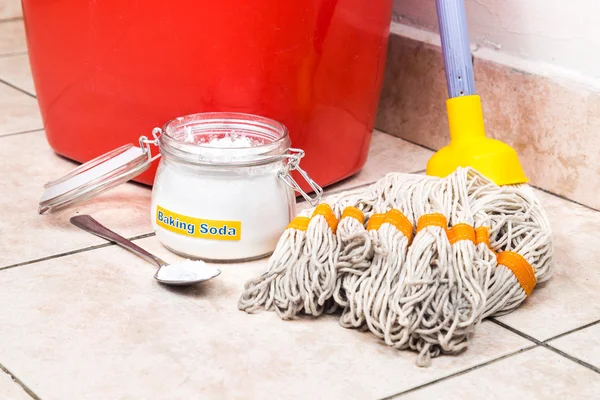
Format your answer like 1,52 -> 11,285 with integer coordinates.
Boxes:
70,215 -> 221,286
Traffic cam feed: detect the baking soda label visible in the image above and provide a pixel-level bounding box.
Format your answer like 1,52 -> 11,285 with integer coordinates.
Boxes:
156,205 -> 241,241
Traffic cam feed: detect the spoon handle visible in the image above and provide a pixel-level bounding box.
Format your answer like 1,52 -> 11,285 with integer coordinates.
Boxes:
70,215 -> 168,268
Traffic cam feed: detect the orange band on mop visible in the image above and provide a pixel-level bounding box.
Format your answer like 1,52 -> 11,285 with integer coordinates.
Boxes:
384,209 -> 414,242
496,251 -> 537,297
312,204 -> 338,233
417,213 -> 448,233
475,226 -> 494,252
286,216 -> 310,231
367,213 -> 386,231
341,206 -> 365,225
446,223 -> 476,244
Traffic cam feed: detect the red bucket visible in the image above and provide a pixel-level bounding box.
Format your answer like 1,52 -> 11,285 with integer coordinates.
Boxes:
22,0 -> 392,190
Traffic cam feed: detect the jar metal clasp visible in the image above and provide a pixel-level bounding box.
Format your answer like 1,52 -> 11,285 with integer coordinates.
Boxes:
138,128 -> 163,163
278,148 -> 323,206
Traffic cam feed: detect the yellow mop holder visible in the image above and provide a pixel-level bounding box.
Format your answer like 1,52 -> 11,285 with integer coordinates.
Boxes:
426,95 -> 528,186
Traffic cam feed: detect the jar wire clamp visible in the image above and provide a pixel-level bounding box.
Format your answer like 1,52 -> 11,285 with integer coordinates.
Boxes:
278,148 -> 323,206
138,127 -> 163,164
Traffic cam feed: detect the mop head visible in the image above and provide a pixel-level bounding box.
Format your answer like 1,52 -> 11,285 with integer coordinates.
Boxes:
238,167 -> 554,366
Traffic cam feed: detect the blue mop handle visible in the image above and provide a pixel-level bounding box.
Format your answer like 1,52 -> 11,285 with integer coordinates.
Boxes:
436,0 -> 476,98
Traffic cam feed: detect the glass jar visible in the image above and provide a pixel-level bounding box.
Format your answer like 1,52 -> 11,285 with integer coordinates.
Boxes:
38,112 -> 321,262
150,113 -> 320,261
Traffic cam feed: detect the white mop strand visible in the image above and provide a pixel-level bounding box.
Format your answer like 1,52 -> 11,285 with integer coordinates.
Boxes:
296,202 -> 341,316
326,186 -> 380,311
338,174 -> 428,348
239,208 -> 312,317
333,215 -> 373,309
442,170 -> 488,342
336,173 -> 430,334
338,204 -> 389,331
334,175 -> 401,324
239,188 -> 379,318
363,187 -> 416,347
393,174 -> 485,367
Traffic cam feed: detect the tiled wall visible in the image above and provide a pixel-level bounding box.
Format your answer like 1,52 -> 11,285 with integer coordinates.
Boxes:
375,30 -> 600,211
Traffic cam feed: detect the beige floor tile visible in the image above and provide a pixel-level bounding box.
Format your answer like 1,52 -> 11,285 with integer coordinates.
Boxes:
0,131 -> 153,267
0,53 -> 34,95
0,20 -> 26,56
494,190 -> 600,341
397,347 -> 600,400
0,82 -> 41,136
324,130 -> 432,193
549,323 -> 600,369
0,0 -> 21,20
0,372 -> 30,400
0,237 -> 531,400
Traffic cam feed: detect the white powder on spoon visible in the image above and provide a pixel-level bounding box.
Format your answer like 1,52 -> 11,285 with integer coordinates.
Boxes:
156,259 -> 221,282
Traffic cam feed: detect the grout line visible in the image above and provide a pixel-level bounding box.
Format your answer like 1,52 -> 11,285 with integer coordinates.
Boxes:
0,243 -> 114,271
321,181 -> 376,197
492,317 -> 600,345
489,318 -> 542,345
381,132 -> 437,153
0,128 -> 44,138
379,345 -> 538,399
0,232 -> 156,272
0,16 -> 24,23
0,50 -> 28,58
543,343 -> 600,374
0,362 -> 42,400
0,78 -> 36,98
125,232 -> 156,241
532,185 -> 600,213
491,318 -> 600,375
542,319 -> 600,343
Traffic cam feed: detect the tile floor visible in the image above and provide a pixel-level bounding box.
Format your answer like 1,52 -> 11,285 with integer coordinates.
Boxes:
1,8 -> 599,400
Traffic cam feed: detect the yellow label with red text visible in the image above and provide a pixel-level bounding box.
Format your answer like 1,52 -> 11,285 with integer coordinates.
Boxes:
156,205 -> 241,241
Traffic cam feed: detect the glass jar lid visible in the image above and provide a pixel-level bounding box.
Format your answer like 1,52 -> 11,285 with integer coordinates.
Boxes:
38,144 -> 152,214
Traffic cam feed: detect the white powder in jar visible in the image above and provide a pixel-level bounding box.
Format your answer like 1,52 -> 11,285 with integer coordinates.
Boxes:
151,133 -> 295,261
203,135 -> 255,148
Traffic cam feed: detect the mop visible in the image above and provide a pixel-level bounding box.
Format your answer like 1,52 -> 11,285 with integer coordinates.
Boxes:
238,168 -> 552,365
239,0 -> 554,366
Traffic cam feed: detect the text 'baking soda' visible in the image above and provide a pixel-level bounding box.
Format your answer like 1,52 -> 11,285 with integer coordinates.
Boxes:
156,205 -> 241,241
